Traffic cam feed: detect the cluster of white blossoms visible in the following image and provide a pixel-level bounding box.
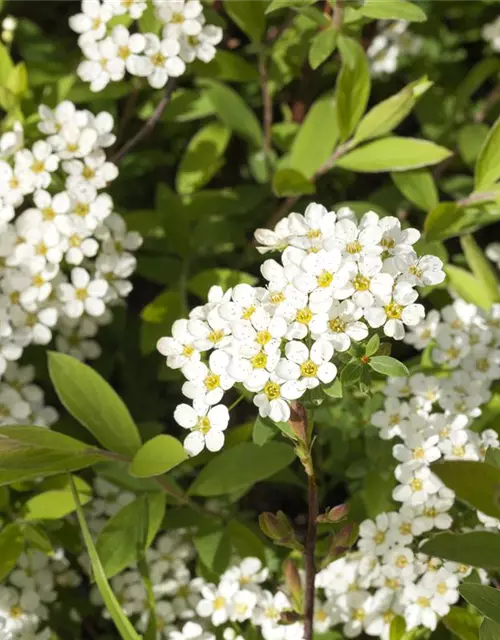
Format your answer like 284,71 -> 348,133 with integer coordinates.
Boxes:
482,15 -> 500,52
0,363 -> 58,428
0,548 -> 80,640
158,202 -> 445,457
0,101 -> 141,384
70,0 -> 223,92
367,20 -> 422,75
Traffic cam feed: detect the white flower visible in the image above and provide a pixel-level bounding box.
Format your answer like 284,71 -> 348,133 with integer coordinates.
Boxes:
393,432 -> 441,473
223,557 -> 269,588
309,300 -> 368,350
179,25 -> 223,64
158,0 -> 204,38
196,582 -> 233,627
403,583 -> 440,631
78,37 -> 125,92
58,267 -> 108,318
69,0 -> 113,45
358,513 -> 396,556
327,217 -> 382,261
483,16 -> 500,52
157,319 -> 201,369
411,488 -> 454,535
393,465 -> 441,506
404,309 -> 440,350
182,350 -> 234,405
277,340 -> 337,392
174,402 -> 229,456
15,141 -> 59,189
486,242 -> 500,268
104,0 -> 147,19
253,373 -> 302,423
382,547 -> 415,580
254,218 -> 291,254
169,621 -> 214,640
229,589 -> 257,622
135,34 -> 186,89
364,281 -> 425,340
336,257 -> 394,309
371,397 -> 410,440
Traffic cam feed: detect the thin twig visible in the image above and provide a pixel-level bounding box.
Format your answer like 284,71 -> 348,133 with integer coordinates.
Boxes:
259,50 -> 273,154
115,84 -> 141,144
111,81 -> 176,164
333,0 -> 345,30
475,84 -> 500,123
303,471 -> 318,640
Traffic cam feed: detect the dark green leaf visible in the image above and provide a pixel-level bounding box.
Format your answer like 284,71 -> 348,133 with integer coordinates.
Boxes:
223,0 -> 267,42
460,584 -> 500,624
0,524 -> 24,581
476,115 -> 500,190
481,619 -> 500,640
272,167 -> 315,196
194,524 -> 231,574
188,269 -> 257,299
421,531 -> 500,569
253,416 -> 276,446
424,202 -> 459,241
443,607 -> 481,640
48,352 -> 142,457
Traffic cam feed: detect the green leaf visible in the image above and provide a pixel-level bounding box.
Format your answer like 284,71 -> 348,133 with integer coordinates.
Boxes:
189,442 -> 295,496
368,356 -> 409,377
354,77 -> 432,145
424,202 -> 459,241
253,416 -> 276,446
392,169 -> 438,211
336,39 -> 370,141
227,520 -> 266,562
191,51 -> 260,84
129,435 -> 188,478
176,122 -> 231,195
359,0 -> 426,21
70,477 -> 142,640
223,0 -> 266,42
461,235 -> 500,304
443,607 -> 482,640
458,123 -> 489,167
389,616 -> 407,640
0,42 -> 14,86
0,425 -> 104,485
365,334 -> 380,357
460,584 -> 500,624
188,269 -> 257,299
272,167 -> 315,196
289,93 -> 339,178
455,59 -> 500,114
337,34 -> 359,69
201,79 -> 263,148
445,265 -> 494,310
7,63 -> 28,96
340,360 -> 362,386
48,352 -> 142,457
431,460 -> 500,519
309,29 -> 337,69
486,448 -> 500,469
0,524 -> 24,581
421,531 -> 500,569
265,0 -> 315,13
336,138 -> 452,173
323,378 -> 343,399
23,524 -> 54,556
476,115 -> 500,190
96,493 -> 166,578
481,619 -> 500,640
23,476 -> 92,520
194,524 -> 231,574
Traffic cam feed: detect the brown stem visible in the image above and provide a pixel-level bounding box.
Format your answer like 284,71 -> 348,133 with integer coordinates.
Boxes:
259,50 -> 273,154
115,84 -> 140,144
333,0 -> 345,30
456,190 -> 499,208
111,81 -> 176,164
475,84 -> 500,123
303,472 -> 318,640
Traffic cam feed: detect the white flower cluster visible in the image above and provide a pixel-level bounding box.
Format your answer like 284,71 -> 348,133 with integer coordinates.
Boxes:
158,203 -> 445,457
486,242 -> 500,269
0,548 -> 80,640
71,0 -> 223,92
0,101 -> 141,381
482,16 -> 500,51
0,363 -> 57,428
367,20 -> 422,75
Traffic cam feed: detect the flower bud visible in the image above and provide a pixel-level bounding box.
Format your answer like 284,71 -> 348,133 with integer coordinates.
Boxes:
283,559 -> 302,612
317,503 -> 349,524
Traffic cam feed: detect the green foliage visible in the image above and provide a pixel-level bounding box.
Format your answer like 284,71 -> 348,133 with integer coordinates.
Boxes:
48,352 -> 142,457
359,0 -> 426,22
475,115 -> 500,190
391,169 -> 438,211
0,524 -> 24,581
336,39 -> 370,141
481,619 -> 500,640
309,29 -> 337,70
443,607 -> 482,640
129,435 -> 188,478
460,584 -> 500,625
421,531 -> 500,569
368,356 -> 409,377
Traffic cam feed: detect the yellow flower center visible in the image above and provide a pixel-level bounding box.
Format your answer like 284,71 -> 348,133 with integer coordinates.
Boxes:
10,291 -> 20,304
417,597 -> 430,608
214,596 -> 225,610
296,308 -> 312,324
437,583 -> 448,595
9,176 -> 19,189
198,416 -> 211,434
270,292 -> 285,304
36,242 -> 47,256
42,207 -> 56,220
9,606 -> 22,618
31,160 -> 45,173
264,381 -> 280,400
476,358 -> 490,372
317,271 -> 333,288
412,447 -> 425,460
183,344 -> 195,357
251,352 -> 268,369
256,330 -> 271,345
242,306 -> 256,320
346,241 -> 362,254
67,142 -> 79,152
352,608 -> 366,622
374,531 -> 385,544
396,555 -> 408,568
385,578 -> 399,590
32,275 -> 44,287
82,166 -> 95,179
381,237 -> 395,250
410,478 -> 423,492
389,413 -> 400,426
69,234 -> 81,248
300,360 -> 318,378
383,611 -> 395,624
118,45 -> 130,60
385,302 -> 403,320
307,229 -> 321,239
451,445 -> 465,457
208,329 -> 224,344
400,522 -> 412,535
151,52 -> 166,66
424,507 -> 437,518
409,264 -> 423,278
204,374 -> 220,391
353,275 -> 370,291
75,288 -> 88,300
328,317 -> 346,333
75,203 -> 90,217
171,11 -> 185,23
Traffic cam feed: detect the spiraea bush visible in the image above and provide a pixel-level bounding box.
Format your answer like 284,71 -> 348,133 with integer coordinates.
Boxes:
1,1 -> 500,639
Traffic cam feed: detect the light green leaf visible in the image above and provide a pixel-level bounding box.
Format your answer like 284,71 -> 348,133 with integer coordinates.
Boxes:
391,169 -> 438,211
141,290 -> 186,325
0,42 -> 14,86
336,138 -> 452,173
481,619 -> 500,640
48,352 -> 142,457
265,0 -> 315,14
458,123 -> 489,167
336,39 -> 370,141
340,360 -> 362,386
253,416 -> 276,446
368,356 -> 409,377
309,29 -> 337,69
192,51 -> 260,84
445,265 -> 494,310
421,531 -> 500,569
7,63 -> 28,96
189,442 -> 295,496
431,460 -> 500,519
272,167 -> 315,196
70,477 -> 142,640
289,94 -> 338,178
354,76 -> 432,145
0,524 -> 24,581
201,79 -> 263,148
188,269 -> 257,299
323,378 -> 343,399
476,115 -> 500,190
424,202 -> 459,241
365,334 -> 380,357
337,34 -> 359,69
443,607 -> 482,640
194,524 -> 231,574
23,476 -> 92,520
389,616 -> 406,640
176,122 -> 230,195
223,0 -> 267,42
460,584 -> 500,625
129,435 -> 188,478
138,2 -> 162,33
96,493 -> 166,578
359,0 -> 426,21
486,448 -> 500,469
461,235 -> 500,304
0,425 -> 105,485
